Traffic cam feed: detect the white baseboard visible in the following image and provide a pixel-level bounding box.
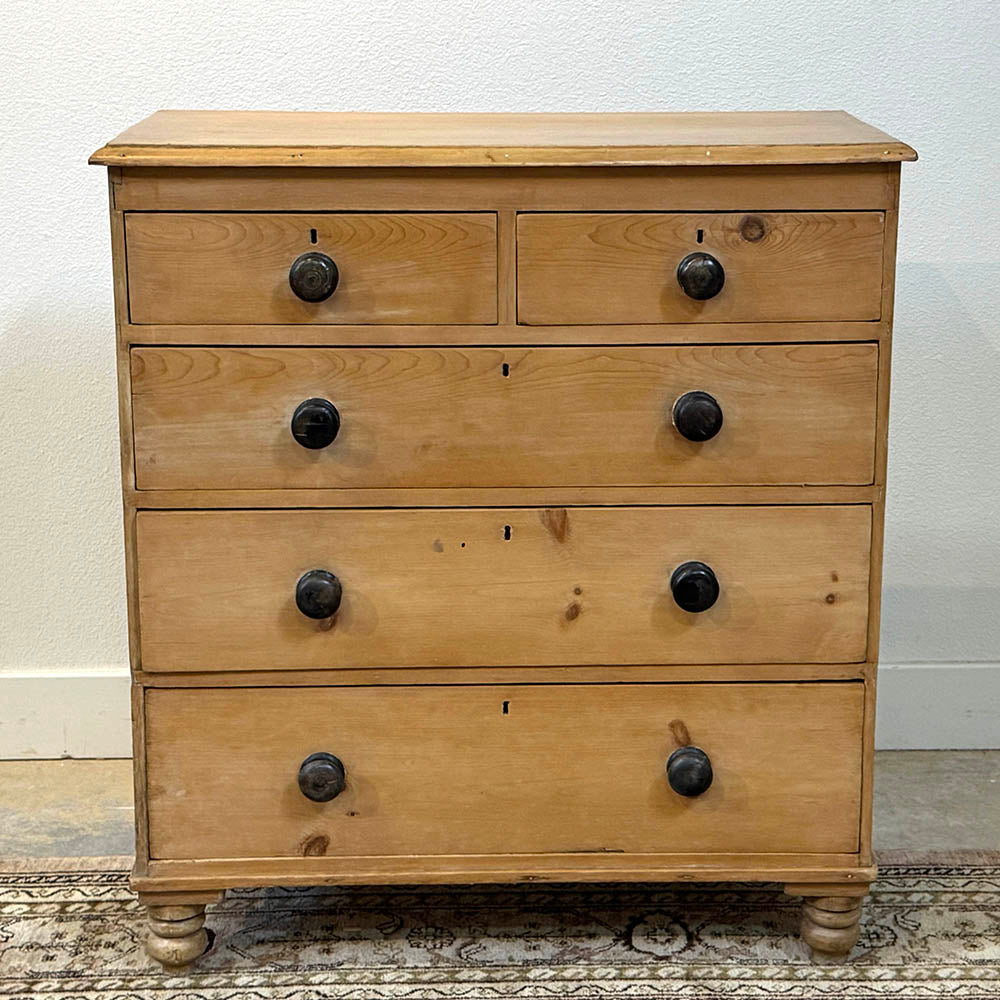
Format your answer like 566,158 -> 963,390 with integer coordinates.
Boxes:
0,664 -> 996,759
875,662 -> 1000,749
0,670 -> 132,759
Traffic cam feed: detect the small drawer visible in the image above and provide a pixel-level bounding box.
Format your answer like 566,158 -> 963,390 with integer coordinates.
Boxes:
125,212 -> 498,325
145,682 -> 864,860
135,505 -> 871,671
131,343 -> 878,490
517,212 -> 884,324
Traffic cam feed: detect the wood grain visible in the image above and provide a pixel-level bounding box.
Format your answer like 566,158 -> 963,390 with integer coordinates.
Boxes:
123,321 -> 889,348
145,682 -> 864,860
128,484 -> 881,509
134,857 -> 876,891
859,163 -> 903,866
106,182 -> 152,874
800,894 -> 866,958
91,112 -> 914,900
135,505 -> 871,671
134,662 -> 871,686
90,110 -> 916,167
131,344 -> 879,490
517,212 -> 884,324
125,213 -> 497,325
112,164 -> 898,213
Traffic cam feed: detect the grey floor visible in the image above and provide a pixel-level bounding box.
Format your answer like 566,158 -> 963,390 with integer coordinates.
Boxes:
0,752 -> 997,858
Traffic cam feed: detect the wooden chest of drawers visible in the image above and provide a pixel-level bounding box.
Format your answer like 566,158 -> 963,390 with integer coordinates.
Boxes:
91,110 -> 915,968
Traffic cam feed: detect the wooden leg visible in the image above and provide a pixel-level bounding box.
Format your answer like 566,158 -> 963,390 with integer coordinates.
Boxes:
139,891 -> 223,969
784,882 -> 869,962
799,895 -> 864,961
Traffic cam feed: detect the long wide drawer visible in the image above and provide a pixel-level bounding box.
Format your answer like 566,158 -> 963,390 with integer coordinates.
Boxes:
145,682 -> 864,860
517,212 -> 885,324
135,506 -> 871,671
125,212 -> 498,325
131,343 -> 878,490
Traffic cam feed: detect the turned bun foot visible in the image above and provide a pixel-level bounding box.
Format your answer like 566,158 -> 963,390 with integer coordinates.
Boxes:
800,895 -> 864,961
143,902 -> 212,969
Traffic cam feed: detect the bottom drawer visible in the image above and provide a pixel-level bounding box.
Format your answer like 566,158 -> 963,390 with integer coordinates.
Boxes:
145,682 -> 864,861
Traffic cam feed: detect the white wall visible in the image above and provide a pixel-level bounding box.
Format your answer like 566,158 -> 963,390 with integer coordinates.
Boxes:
1,0 -> 998,756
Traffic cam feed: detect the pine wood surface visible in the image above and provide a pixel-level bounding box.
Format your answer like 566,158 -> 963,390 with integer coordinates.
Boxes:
135,505 -> 871,671
127,485 -> 881,509
133,662 -> 870,686
125,212 -> 498,325
133,857 -> 877,892
123,321 -> 887,347
111,164 -> 899,213
517,212 -> 884,324
90,110 -> 916,167
858,165 -> 903,866
130,343 -> 878,490
144,682 -> 864,860
91,113 -> 913,903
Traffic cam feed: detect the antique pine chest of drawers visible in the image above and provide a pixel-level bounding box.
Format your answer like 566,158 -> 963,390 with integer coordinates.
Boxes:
91,111 -> 915,967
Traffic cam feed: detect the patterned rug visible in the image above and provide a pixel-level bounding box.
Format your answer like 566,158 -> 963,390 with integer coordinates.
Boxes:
1,855 -> 998,999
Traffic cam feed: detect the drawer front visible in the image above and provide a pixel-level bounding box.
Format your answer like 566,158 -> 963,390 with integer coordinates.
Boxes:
517,212 -> 884,324
136,506 -> 871,671
125,213 -> 498,325
145,682 -> 864,860
132,343 -> 878,490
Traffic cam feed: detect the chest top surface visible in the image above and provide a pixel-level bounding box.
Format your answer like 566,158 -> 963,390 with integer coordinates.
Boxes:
90,109 -> 916,169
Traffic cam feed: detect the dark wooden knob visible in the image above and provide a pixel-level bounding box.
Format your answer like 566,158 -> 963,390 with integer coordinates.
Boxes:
676,252 -> 725,300
666,746 -> 713,797
298,751 -> 346,802
289,251 -> 339,302
672,391 -> 723,442
670,561 -> 719,613
291,398 -> 341,449
295,569 -> 343,619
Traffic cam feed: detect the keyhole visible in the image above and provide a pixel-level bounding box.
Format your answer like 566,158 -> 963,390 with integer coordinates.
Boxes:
501,700 -> 510,715
501,363 -> 510,377
503,525 -> 512,540
696,229 -> 704,244
310,228 -> 318,244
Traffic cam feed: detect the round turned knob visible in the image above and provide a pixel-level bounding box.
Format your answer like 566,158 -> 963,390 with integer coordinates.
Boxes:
298,751 -> 346,802
676,252 -> 725,300
289,251 -> 339,302
670,561 -> 719,613
291,398 -> 341,450
672,391 -> 723,442
295,569 -> 343,620
666,745 -> 713,797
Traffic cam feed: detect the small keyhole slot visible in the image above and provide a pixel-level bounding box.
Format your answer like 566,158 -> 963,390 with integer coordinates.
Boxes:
501,700 -> 510,715
503,525 -> 512,540
310,228 -> 318,244
501,363 -> 510,377
696,229 -> 704,244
